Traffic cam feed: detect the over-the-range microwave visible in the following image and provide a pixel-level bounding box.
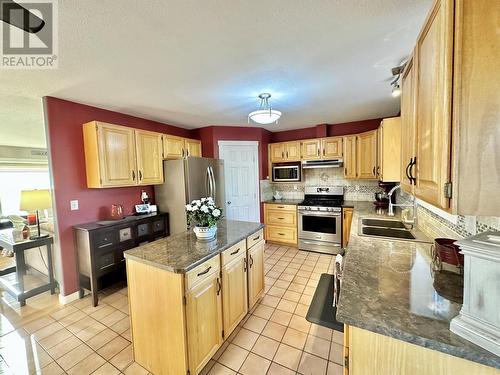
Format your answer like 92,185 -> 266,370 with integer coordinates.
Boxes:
272,163 -> 301,182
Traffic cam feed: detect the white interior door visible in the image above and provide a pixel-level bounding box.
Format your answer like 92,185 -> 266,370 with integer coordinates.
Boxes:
218,141 -> 259,222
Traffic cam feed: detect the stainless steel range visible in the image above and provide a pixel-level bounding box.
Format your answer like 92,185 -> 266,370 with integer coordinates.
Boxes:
298,186 -> 344,254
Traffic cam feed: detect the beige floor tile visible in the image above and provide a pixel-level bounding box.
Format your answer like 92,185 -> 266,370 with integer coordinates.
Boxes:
262,321 -> 287,342
298,352 -> 328,375
231,328 -> 259,350
252,304 -> 274,320
101,309 -> 127,328
299,294 -> 313,306
273,343 -> 302,371
309,324 -> 332,341
97,336 -> 130,360
110,316 -> 130,334
123,361 -> 149,375
327,361 -> 343,375
239,352 -> 271,375
75,320 -> 108,342
40,361 -> 65,375
329,342 -> 343,365
121,328 -> 132,341
251,335 -> 279,360
260,295 -> 280,308
91,362 -> 121,375
23,315 -> 56,333
71,296 -> 93,310
87,328 -> 119,350
282,290 -> 301,303
267,286 -> 286,298
67,352 -> 106,375
278,273 -> 294,282
293,276 -> 309,285
288,282 -> 306,293
31,321 -> 64,341
109,344 -> 133,371
304,335 -> 330,359
58,310 -> 87,327
331,330 -> 343,345
276,299 -> 297,313
226,326 -> 240,342
269,310 -> 292,326
207,363 -> 236,375
242,315 -> 267,334
90,305 -> 116,321
273,280 -> 291,289
57,343 -> 93,371
50,306 -> 79,321
267,362 -> 296,375
79,302 -> 109,316
303,286 -> 316,296
289,314 -> 311,334
282,327 -> 308,349
217,343 -> 249,372
294,303 -> 309,317
199,359 -> 215,375
47,335 -> 83,359
212,341 -> 229,360
37,327 -> 73,349
100,292 -> 124,305
266,271 -> 281,279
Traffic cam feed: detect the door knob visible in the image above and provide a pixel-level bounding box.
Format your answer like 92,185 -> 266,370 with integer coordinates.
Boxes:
227,201 -> 231,205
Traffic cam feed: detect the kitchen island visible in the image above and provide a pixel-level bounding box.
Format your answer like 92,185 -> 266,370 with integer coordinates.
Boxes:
337,202 -> 500,374
124,220 -> 264,375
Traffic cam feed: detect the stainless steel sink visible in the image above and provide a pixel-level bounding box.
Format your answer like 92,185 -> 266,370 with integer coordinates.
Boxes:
361,218 -> 406,229
361,226 -> 416,240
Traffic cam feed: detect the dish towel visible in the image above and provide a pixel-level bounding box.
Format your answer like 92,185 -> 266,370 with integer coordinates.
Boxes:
333,253 -> 343,307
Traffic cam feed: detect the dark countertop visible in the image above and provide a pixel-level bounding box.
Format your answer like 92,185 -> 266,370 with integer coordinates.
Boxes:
263,199 -> 303,205
73,212 -> 167,231
124,219 -> 264,273
336,202 -> 500,369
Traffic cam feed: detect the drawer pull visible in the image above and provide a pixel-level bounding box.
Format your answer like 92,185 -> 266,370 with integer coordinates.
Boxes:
277,217 -> 285,220
230,248 -> 240,256
100,263 -> 114,270
252,235 -> 260,241
197,266 -> 212,277
98,243 -> 113,249
277,206 -> 285,208
278,233 -> 285,236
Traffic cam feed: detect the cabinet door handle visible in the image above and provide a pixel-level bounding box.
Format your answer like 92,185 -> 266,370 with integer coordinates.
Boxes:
317,148 -> 320,156
409,157 -> 417,185
286,151 -> 289,158
282,151 -> 284,159
139,170 -> 143,181
323,148 -> 325,156
372,166 -> 376,176
244,258 -> 247,272
249,254 -> 254,267
186,148 -> 189,157
230,248 -> 240,255
344,167 -> 347,175
405,159 -> 412,182
376,166 -> 380,177
216,277 -> 221,295
197,266 -> 211,277
132,170 -> 135,180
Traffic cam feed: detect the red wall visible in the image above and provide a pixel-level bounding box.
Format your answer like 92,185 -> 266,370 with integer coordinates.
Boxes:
44,97 -> 196,296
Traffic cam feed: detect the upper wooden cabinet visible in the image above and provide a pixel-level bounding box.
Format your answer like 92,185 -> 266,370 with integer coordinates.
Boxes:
322,137 -> 343,158
269,141 -> 300,162
83,121 -> 164,188
400,56 -> 416,194
301,139 -> 321,160
356,130 -> 378,179
377,117 -> 401,182
343,136 -> 357,179
413,0 -> 454,210
135,129 -> 164,185
164,135 -> 202,159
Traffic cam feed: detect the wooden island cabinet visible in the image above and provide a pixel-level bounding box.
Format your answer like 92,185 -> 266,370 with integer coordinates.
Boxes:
125,223 -> 264,375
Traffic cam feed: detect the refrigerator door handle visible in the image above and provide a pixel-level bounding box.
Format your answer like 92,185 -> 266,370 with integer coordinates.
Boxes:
209,166 -> 217,201
205,167 -> 211,199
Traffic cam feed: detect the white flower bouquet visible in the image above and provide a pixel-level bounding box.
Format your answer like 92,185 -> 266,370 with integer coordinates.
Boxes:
185,197 -> 223,228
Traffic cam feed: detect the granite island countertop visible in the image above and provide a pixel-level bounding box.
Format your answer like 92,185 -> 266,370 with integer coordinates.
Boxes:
124,219 -> 264,273
336,202 -> 500,369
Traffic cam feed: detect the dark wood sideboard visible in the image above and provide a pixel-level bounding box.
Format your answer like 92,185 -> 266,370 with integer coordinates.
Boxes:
73,212 -> 169,306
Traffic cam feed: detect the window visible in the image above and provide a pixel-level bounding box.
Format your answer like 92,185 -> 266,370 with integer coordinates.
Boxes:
0,168 -> 51,216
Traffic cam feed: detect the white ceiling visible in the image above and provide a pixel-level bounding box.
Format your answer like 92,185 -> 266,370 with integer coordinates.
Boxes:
0,0 -> 432,148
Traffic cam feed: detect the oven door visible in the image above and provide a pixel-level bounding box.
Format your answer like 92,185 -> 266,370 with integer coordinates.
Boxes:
298,211 -> 341,243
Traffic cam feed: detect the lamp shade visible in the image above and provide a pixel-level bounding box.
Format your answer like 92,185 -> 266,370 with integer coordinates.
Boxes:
19,189 -> 52,211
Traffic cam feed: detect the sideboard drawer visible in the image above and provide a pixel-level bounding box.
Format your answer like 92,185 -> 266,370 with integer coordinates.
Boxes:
94,229 -> 118,250
152,219 -> 164,233
96,249 -> 116,274
247,229 -> 264,249
264,203 -> 296,212
137,223 -> 151,237
265,210 -> 296,227
266,225 -> 297,245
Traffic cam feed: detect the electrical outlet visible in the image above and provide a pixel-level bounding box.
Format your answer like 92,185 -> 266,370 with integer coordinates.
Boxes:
70,200 -> 79,211
293,185 -> 297,190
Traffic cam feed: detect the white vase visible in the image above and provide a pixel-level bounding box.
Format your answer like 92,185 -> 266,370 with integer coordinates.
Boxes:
193,226 -> 217,240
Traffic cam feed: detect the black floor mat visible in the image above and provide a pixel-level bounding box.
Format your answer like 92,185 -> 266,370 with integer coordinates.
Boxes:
305,273 -> 344,332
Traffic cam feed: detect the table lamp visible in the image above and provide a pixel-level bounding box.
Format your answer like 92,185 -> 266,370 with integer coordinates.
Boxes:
19,189 -> 52,240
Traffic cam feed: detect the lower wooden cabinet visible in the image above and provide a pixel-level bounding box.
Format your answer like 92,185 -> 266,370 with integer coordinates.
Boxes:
344,325 -> 499,375
342,208 -> 354,248
186,271 -> 223,374
247,239 -> 265,309
264,203 -> 298,246
222,253 -> 248,338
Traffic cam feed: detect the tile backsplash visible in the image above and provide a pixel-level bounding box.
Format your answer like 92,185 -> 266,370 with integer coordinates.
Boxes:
261,168 -> 382,201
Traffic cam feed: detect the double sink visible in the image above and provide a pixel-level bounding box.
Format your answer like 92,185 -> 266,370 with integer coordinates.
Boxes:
358,218 -> 430,243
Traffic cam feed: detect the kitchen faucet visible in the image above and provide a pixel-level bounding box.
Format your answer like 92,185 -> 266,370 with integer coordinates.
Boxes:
387,185 -> 416,225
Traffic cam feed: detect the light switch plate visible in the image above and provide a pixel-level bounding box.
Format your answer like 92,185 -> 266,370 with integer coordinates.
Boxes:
70,200 -> 79,211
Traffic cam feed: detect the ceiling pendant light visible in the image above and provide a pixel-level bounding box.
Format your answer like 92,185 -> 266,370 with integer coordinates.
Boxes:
391,83 -> 401,97
248,93 -> 282,125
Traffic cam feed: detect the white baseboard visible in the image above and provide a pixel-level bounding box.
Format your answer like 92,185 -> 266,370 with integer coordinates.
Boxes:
58,291 -> 80,305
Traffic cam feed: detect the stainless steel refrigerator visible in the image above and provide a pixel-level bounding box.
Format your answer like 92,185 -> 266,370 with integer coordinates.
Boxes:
154,157 -> 225,235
